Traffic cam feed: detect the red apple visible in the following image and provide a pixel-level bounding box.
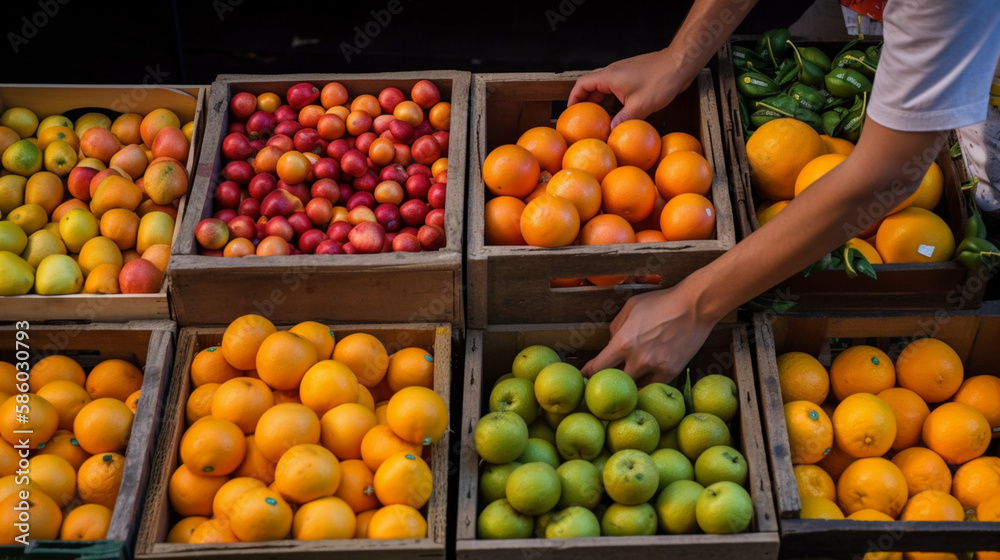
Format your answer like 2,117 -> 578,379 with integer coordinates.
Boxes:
326,138 -> 352,160
388,119 -> 414,144
338,183 -> 354,203
417,223 -> 446,251
378,87 -> 406,113
287,82 -> 320,110
426,207 -> 446,229
260,189 -> 304,217
379,163 -> 408,184
250,138 -> 267,153
227,121 -> 247,136
427,181 -> 447,209
411,135 -> 441,165
305,197 -> 334,228
414,120 -> 433,139
119,258 -> 164,294
399,199 -> 430,227
432,130 -> 449,152
222,160 -> 254,186
392,232 -> 421,252
222,132 -> 253,161
326,220 -> 352,244
255,219 -> 268,240
274,120 -> 303,137
315,239 -> 345,255
246,110 -> 276,139
352,169 -> 378,193
287,211 -> 313,239
293,127 -> 322,154
393,143 -> 411,166
230,91 -> 258,120
407,163 -> 431,177
411,80 -> 441,109
264,215 -> 295,241
348,221 -> 386,254
310,178 -> 340,205
312,157 -> 341,181
238,197 -> 261,220
347,191 -> 376,211
67,165 -> 99,200
404,173 -> 431,201
228,215 -> 257,240
340,149 -> 368,178
298,229 -> 328,254
214,180 -> 243,209
342,242 -> 357,254
398,226 -> 419,237
374,203 -> 401,232
373,114 -> 394,135
248,172 -> 277,201
355,131 -> 377,155
266,133 -> 295,153
195,218 -> 230,250
274,104 -> 299,123
214,209 -> 237,223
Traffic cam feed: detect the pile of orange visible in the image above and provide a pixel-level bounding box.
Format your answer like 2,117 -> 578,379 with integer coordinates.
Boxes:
748,117 -> 953,265
778,337 -> 1000,538
0,355 -> 145,542
482,102 -> 718,267
165,314 -> 448,543
0,105 -> 193,296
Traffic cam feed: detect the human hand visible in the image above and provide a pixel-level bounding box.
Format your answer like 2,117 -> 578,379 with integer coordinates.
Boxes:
568,49 -> 690,128
580,285 -> 716,386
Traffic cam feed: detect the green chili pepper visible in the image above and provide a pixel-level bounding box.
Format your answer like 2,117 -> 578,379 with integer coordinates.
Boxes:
963,212 -> 988,240
736,71 -> 780,98
954,235 -> 1000,269
788,83 -> 826,112
825,68 -> 873,99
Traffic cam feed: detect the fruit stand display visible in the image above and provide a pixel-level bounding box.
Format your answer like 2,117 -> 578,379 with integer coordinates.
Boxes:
456,323 -> 779,559
0,85 -> 206,322
716,35 -> 991,312
167,72 -> 468,327
0,320 -> 176,559
465,69 -> 738,328
753,305 -> 1000,558
134,317 -> 452,559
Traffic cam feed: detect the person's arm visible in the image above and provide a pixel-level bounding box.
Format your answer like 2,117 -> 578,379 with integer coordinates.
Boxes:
580,119 -> 949,383
569,0 -> 759,126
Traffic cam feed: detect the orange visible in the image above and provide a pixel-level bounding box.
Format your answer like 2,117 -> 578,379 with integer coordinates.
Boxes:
213,476 -> 266,519
386,386 -> 449,446
373,451 -> 433,508
794,463 -> 837,502
895,338 -> 964,403
0,392 -> 59,449
876,387 -> 930,451
168,462 -> 230,517
846,508 -> 894,521
793,153 -> 848,197
799,495 -> 845,519
847,237 -> 884,265
27,454 -> 77,508
357,384 -> 376,411
829,345 -> 895,401
276,150 -> 311,184
837,457 -> 909,518
635,229 -> 667,243
36,379 -> 91,431
900,490 -> 965,521
166,516 -> 210,544
951,456 -> 1000,512
223,237 -> 256,257
355,508 -> 378,538
211,377 -> 276,434
607,119 -> 661,170
299,359 -> 361,417
185,382 -> 220,425
274,443 -> 342,504
785,400 -> 834,464
0,363 -> 17,395
875,207 -> 956,264
520,193 -> 580,247
360,423 -> 422,472
578,213 -> 636,285
321,402 -> 379,461
776,351 -> 830,405
77,452 -> 125,509
545,168 -> 602,222
335,459 -> 380,513
517,126 -> 568,174
27,354 -> 86,392
482,144 -> 541,198
484,195 -> 527,246
190,346 -> 243,387
85,358 -> 144,402
255,330 -> 320,391
659,192 -> 715,241
756,200 -> 790,226
179,417 -> 247,476
745,118 -> 827,201
654,150 -> 713,200
232,434 -> 277,485
72,397 -> 134,454
659,131 -> 703,158
600,165 -> 657,223
557,101 -> 611,143
60,503 -> 113,541
254,402 -> 322,463
0,491 -> 62,543
292,496 -> 357,540
922,402 -> 991,465
227,486 -> 294,542
110,113 -> 143,146
976,490 -> 1000,521
125,389 -> 141,413
952,375 -> 1000,438
188,517 -> 240,544
329,333 -> 389,389
288,320 -> 336,360
891,161 -> 944,213
366,503 -> 427,539
817,439 -> 856,483
832,393 -> 897,459
35,430 -> 91,471
386,347 -> 435,392
890,446 -> 952,497
819,134 -> 855,156
221,314 -> 278,371
0,440 -> 15,477
562,138 -> 617,183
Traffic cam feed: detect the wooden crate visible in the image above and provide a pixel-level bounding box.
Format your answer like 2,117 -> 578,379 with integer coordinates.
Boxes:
134,322 -> 452,559
0,84 -> 207,323
465,69 -> 738,328
456,322 -> 780,560
716,38 -> 989,312
752,303 -> 1000,558
167,72 -> 469,327
0,320 -> 176,559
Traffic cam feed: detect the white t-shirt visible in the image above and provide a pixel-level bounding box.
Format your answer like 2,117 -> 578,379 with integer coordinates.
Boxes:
866,0 -> 1000,131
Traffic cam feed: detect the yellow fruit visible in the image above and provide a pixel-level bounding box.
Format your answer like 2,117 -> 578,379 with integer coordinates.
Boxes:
875,207 -> 955,264
776,351 -> 829,405
6,203 -> 47,236
745,118 -> 827,201
2,139 -> 43,176
59,208 -> 100,253
0,108 -> 39,138
0,251 -> 35,295
34,254 -> 83,295
44,139 -> 78,176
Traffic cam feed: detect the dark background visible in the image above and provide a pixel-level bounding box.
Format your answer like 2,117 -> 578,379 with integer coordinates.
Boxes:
2,1 -> 811,85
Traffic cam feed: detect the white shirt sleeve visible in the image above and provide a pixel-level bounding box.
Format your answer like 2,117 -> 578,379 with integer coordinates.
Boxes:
865,0 -> 1000,132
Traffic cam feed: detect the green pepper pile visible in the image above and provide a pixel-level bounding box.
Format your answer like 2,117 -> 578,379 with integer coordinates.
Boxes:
733,29 -> 881,141
953,193 -> 1000,270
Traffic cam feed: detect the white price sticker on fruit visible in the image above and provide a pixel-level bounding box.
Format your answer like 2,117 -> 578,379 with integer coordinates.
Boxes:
917,244 -> 936,258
